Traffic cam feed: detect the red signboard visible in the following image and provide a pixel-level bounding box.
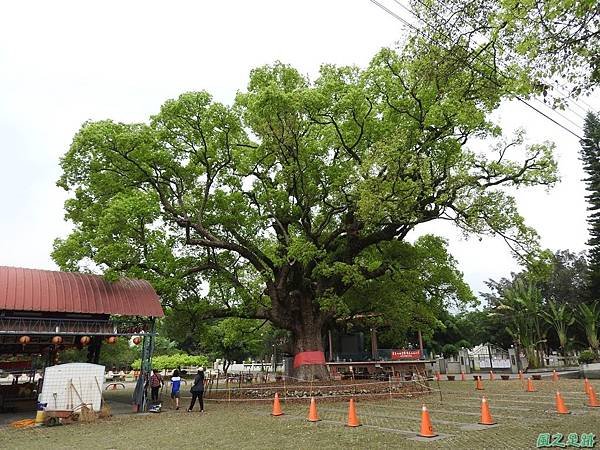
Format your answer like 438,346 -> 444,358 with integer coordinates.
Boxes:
0,360 -> 32,371
391,349 -> 421,360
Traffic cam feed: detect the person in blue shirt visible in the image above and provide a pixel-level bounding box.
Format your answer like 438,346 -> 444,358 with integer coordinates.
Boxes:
170,369 -> 182,410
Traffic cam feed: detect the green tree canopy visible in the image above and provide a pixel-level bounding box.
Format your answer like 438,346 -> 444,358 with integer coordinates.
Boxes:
410,0 -> 600,101
54,38 -> 557,379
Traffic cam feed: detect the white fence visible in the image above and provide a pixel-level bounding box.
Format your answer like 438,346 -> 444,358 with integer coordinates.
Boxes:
476,357 -> 511,369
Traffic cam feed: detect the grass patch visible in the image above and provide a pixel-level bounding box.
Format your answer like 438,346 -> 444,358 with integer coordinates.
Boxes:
1,378 -> 598,449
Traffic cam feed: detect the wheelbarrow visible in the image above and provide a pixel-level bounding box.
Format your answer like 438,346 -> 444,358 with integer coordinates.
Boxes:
44,409 -> 75,426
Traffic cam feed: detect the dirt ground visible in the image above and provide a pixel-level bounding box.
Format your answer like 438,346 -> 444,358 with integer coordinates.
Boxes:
0,378 -> 598,449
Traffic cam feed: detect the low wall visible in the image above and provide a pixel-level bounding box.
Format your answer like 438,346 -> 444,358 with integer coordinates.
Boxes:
204,378 -> 431,401
582,363 -> 600,379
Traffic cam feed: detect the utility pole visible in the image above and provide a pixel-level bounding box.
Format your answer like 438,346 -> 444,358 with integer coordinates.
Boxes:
487,343 -> 493,370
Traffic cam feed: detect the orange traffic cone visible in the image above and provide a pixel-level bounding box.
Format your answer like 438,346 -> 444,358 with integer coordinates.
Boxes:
271,393 -> 284,416
489,371 -> 494,381
518,370 -> 523,381
552,370 -> 559,382
475,376 -> 484,390
584,378 -> 591,395
587,386 -> 600,408
418,405 -> 438,438
555,391 -> 570,414
346,398 -> 361,427
526,377 -> 536,392
461,371 -> 466,381
478,397 -> 496,425
307,397 -> 320,422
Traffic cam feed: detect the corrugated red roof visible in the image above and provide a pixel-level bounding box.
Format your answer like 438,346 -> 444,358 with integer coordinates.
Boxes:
0,266 -> 164,317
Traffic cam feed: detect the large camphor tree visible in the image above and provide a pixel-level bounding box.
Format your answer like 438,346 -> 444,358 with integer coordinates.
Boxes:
54,37 -> 557,379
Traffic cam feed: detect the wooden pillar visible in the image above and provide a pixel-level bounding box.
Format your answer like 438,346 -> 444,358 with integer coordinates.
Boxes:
328,329 -> 334,362
418,330 -> 424,359
370,328 -> 378,359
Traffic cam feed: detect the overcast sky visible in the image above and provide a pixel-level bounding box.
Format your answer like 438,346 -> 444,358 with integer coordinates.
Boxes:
0,0 -> 597,300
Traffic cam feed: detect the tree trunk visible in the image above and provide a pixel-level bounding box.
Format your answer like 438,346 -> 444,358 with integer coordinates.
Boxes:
269,286 -> 330,381
223,359 -> 231,377
291,328 -> 329,380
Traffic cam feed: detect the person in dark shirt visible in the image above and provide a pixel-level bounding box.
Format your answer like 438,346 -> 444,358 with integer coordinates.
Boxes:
149,369 -> 163,403
188,368 -> 205,412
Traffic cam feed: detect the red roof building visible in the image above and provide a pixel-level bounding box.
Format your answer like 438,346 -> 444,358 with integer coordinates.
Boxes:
0,266 -> 163,357
0,266 -> 163,317
0,266 -> 164,412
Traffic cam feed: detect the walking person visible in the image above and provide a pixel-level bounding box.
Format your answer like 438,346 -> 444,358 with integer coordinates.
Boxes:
188,368 -> 205,412
170,369 -> 182,410
150,369 -> 163,403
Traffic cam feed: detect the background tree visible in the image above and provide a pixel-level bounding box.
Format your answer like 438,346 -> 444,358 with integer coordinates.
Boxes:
580,113 -> 600,297
54,37 -> 557,379
483,250 -> 590,308
341,234 -> 476,351
578,303 -> 600,354
160,294 -> 214,355
494,279 -> 546,368
441,343 -> 459,359
482,249 -> 593,360
428,309 -> 513,353
541,300 -> 574,352
202,318 -> 266,375
538,250 -> 588,304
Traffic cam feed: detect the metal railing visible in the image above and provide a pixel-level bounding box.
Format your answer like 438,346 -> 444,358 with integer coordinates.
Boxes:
0,316 -> 151,336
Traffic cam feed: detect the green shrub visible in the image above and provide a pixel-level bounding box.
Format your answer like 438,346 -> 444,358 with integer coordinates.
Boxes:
578,350 -> 597,365
131,353 -> 209,370
442,344 -> 458,357
455,339 -> 472,350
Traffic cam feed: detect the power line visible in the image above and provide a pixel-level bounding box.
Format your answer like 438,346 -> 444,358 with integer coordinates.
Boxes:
516,98 -> 584,140
530,97 -> 585,132
369,0 -> 416,30
369,0 -> 585,140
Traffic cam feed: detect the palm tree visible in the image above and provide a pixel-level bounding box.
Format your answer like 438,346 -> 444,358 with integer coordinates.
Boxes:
503,313 -> 537,369
496,279 -> 546,368
578,303 -> 600,354
541,300 -> 574,353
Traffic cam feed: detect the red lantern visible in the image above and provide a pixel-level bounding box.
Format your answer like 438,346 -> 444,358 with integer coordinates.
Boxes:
18,336 -> 30,345
106,336 -> 117,344
80,336 -> 91,346
52,336 -> 63,345
132,336 -> 141,345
